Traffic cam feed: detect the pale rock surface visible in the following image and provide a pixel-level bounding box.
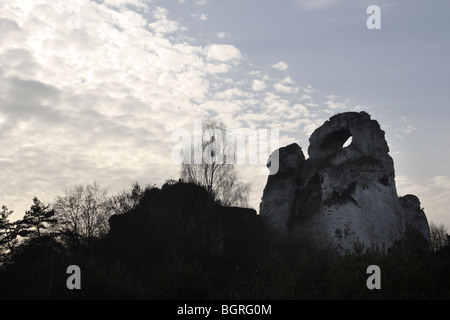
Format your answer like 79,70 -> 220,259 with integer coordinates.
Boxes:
260,143 -> 304,233
260,111 -> 431,253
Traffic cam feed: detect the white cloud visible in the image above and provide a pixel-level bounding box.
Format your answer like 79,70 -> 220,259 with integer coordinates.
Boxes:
149,7 -> 185,34
294,0 -> 341,11
304,122 -> 318,137
263,92 -> 292,115
281,76 -> 294,84
194,0 -> 209,6
274,83 -> 293,94
431,176 -> 450,190
293,104 -> 310,117
400,116 -> 416,134
191,13 -> 208,21
103,0 -> 148,9
326,94 -> 337,100
214,88 -> 252,100
252,79 -> 267,91
299,94 -> 312,101
205,44 -> 242,63
325,100 -> 345,109
325,95 -> 347,110
217,32 -> 230,38
271,61 -> 288,71
303,84 -> 315,94
396,175 -> 450,227
403,124 -> 416,134
354,104 -> 370,112
274,77 -> 298,94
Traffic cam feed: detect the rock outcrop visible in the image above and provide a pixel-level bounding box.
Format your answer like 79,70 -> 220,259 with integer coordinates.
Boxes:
399,194 -> 431,251
108,182 -> 264,264
259,143 -> 304,232
260,111 -> 431,253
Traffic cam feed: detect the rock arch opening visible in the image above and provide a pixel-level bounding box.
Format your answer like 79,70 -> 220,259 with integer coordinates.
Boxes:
343,136 -> 352,148
319,128 -> 352,154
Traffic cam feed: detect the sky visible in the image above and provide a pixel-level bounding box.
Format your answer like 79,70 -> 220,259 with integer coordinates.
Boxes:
1,0 -> 449,228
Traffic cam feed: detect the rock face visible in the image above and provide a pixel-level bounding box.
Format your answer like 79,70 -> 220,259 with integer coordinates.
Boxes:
399,194 -> 431,251
260,111 -> 431,253
259,143 -> 304,232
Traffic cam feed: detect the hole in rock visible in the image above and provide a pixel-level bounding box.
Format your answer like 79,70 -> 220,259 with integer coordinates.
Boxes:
319,129 -> 352,154
343,136 -> 352,148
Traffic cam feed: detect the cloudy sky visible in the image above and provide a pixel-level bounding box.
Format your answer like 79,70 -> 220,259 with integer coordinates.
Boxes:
1,0 -> 449,227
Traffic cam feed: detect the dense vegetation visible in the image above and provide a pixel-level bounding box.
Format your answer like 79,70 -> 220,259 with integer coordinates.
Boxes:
1,181 -> 449,300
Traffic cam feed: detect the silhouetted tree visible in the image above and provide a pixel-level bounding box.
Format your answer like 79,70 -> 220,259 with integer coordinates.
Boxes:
181,118 -> 250,207
21,197 -> 57,237
430,222 -> 449,252
109,182 -> 145,215
0,205 -> 19,259
53,182 -> 110,250
0,232 -> 68,299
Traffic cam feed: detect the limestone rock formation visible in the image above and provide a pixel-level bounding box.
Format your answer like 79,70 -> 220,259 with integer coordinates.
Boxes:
260,111 -> 431,253
399,194 -> 431,251
259,143 -> 304,232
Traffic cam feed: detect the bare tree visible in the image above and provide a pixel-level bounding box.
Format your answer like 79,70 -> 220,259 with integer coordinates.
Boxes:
181,119 -> 250,207
53,182 -> 111,249
109,182 -> 145,215
430,221 -> 449,252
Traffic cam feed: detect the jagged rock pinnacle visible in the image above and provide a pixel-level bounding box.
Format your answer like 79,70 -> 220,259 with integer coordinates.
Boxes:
260,111 -> 431,254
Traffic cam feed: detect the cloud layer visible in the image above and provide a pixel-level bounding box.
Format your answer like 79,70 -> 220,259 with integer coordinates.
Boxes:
1,0 -> 447,228
0,1 -> 327,216
294,0 -> 341,11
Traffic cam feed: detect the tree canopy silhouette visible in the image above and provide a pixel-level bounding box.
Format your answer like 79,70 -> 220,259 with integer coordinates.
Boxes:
53,182 -> 111,250
21,197 -> 57,237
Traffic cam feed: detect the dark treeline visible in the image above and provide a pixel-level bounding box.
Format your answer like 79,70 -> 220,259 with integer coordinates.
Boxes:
1,180 -> 450,300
